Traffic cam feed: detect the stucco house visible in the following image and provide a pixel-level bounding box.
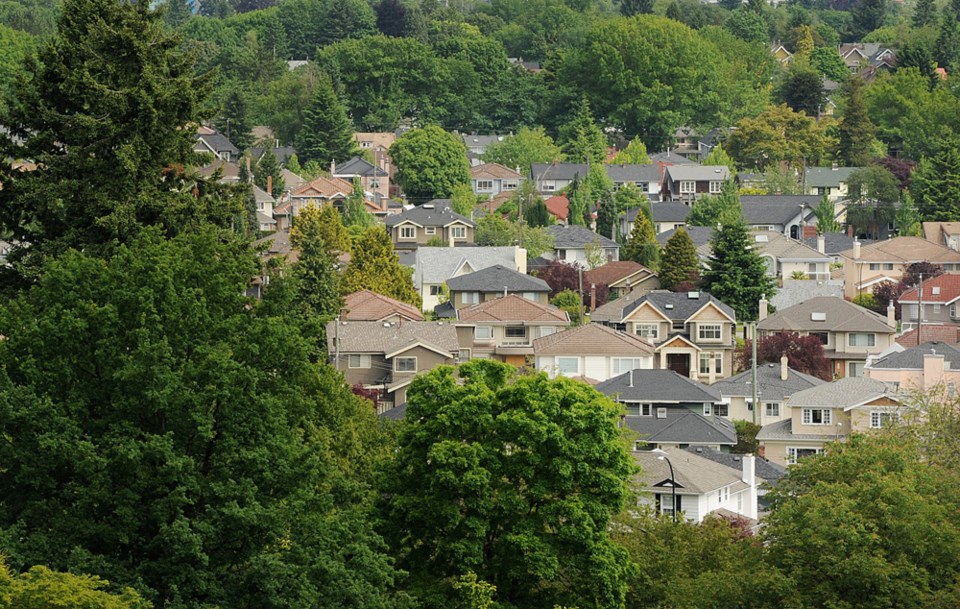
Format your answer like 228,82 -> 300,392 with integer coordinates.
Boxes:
385,201 -> 476,251
710,356 -> 825,427
584,261 -> 660,300
409,246 -> 527,312
898,274 -> 960,332
439,264 -> 551,316
342,290 -> 425,323
533,323 -> 654,383
740,195 -> 819,240
866,341 -> 960,394
455,294 -> 570,367
545,225 -> 620,265
838,237 -> 960,300
470,162 -> 523,196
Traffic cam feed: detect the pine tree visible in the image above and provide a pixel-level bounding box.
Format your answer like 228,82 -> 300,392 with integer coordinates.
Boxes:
624,210 -> 660,270
524,199 -> 551,228
567,175 -> 589,227
658,227 -> 700,290
620,0 -> 653,16
295,76 -> 358,166
215,86 -> 253,151
558,98 -> 607,165
936,0 -> 960,68
289,204 -> 343,319
913,0 -> 937,28
376,0 -> 406,36
342,227 -> 421,307
837,77 -> 876,167
701,218 -> 776,321
342,177 -> 373,228
596,190 -> 619,240
254,149 -> 285,197
851,0 -> 889,41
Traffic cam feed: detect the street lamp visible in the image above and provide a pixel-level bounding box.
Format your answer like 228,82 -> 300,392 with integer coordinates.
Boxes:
652,448 -> 677,523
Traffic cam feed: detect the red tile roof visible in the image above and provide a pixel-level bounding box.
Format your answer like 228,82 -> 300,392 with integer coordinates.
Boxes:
899,273 -> 960,304
343,290 -> 424,322
544,195 -> 569,221
896,325 -> 960,348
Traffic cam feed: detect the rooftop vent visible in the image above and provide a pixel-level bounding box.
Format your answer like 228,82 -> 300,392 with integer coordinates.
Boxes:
422,204 -> 434,209
657,408 -> 667,419
687,291 -> 700,299
665,303 -> 675,309
754,235 -> 768,243
811,312 -> 827,321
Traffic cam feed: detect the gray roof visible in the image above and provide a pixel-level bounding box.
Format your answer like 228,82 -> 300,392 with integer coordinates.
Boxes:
606,164 -> 661,183
592,289 -> 735,324
548,225 -> 619,249
385,204 -> 475,229
770,281 -> 844,311
805,166 -> 861,188
711,362 -> 825,402
740,195 -> 820,226
756,418 -> 844,442
334,156 -> 388,177
325,320 -> 459,355
252,184 -> 274,204
867,341 -> 960,370
758,296 -> 894,334
650,203 -> 692,222
251,146 -> 298,165
624,409 -> 737,446
531,162 -> 589,181
196,132 -> 239,156
596,369 -> 722,403
682,447 -> 786,483
664,165 -> 731,182
750,231 -> 831,262
648,151 -> 698,165
803,233 -> 874,257
633,448 -> 748,495
655,226 -> 714,259
462,133 -> 509,148
410,246 -> 520,285
378,403 -> 407,421
786,376 -> 899,409
446,264 -> 550,293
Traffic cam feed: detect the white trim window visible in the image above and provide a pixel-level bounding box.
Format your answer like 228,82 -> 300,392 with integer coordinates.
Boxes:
698,324 -> 722,341
474,326 -> 493,340
870,411 -> 898,429
848,333 -> 876,347
679,180 -> 696,194
640,403 -> 652,416
765,402 -> 780,417
613,358 -> 645,375
399,226 -> 416,240
425,226 -> 436,235
539,326 -> 556,337
348,354 -> 371,369
699,352 -> 723,375
802,408 -> 832,425
786,447 -> 823,464
703,403 -> 712,416
476,180 -> 494,191
450,225 -> 467,239
634,323 -> 659,340
557,357 -> 579,375
715,403 -> 729,417
709,180 -> 721,194
462,292 -> 480,304
394,357 -> 417,372
503,180 -> 519,190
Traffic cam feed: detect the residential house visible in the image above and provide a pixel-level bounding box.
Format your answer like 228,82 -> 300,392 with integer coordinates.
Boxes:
455,294 -> 570,366
897,325 -> 960,348
342,290 -> 425,323
922,221 -> 960,252
655,226 -> 714,264
439,264 -> 551,317
839,43 -> 896,74
591,290 -> 737,382
605,164 -> 662,200
620,203 -> 690,238
866,341 -> 960,393
670,126 -> 701,160
804,166 -> 860,201
584,261 -> 660,300
660,165 -> 731,204
332,156 -> 390,201
838,237 -> 960,299
327,319 -> 460,414
384,201 -> 476,251
803,232 -> 872,264
278,176 -> 356,229
545,225 -> 619,265
632,448 -> 758,522
249,145 -> 298,166
683,446 -> 786,510
898,274 -> 960,332
533,323 -> 654,383
648,151 -> 698,166
530,163 -> 589,194
462,133 -> 509,165
749,231 -> 832,282
409,246 -> 527,312
194,127 -> 239,163
711,356 -> 826,427
771,41 -> 793,65
757,295 -> 897,378
544,195 -> 569,224
757,377 -> 902,467
253,185 -> 277,233
740,195 -> 819,240
353,131 -> 395,171
470,163 -> 523,196
197,159 -> 241,183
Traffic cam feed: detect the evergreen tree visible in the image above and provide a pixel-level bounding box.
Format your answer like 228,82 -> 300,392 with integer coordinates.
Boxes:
658,227 -> 700,290
814,194 -> 840,234
566,175 -> 590,227
665,1 -> 682,21
778,64 -> 825,117
289,204 -> 344,320
253,148 -> 285,197
936,0 -> 960,68
342,227 -> 421,307
623,210 -> 660,270
896,191 -> 922,236
620,0 -> 653,15
215,86 -> 253,151
342,177 -> 374,228
595,190 -> 620,240
911,140 -> 960,221
164,0 -> 193,28
837,77 -> 876,167
703,144 -> 737,174
913,0 -> 937,28
524,199 -> 552,228
295,76 -> 358,166
851,0 -> 889,40
376,0 -> 406,36
701,218 -> 776,321
557,98 -> 607,165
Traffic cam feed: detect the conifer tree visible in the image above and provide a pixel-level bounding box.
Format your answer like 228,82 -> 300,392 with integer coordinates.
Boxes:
596,190 -> 620,240
658,227 -> 700,290
524,199 -> 552,228
254,149 -> 285,197
558,97 -> 607,165
567,175 -> 590,227
342,177 -> 373,228
295,76 -> 358,166
913,0 -> 937,28
837,77 -> 876,167
701,218 -> 776,321
623,210 -> 660,270
342,227 -> 421,307
289,204 -> 343,319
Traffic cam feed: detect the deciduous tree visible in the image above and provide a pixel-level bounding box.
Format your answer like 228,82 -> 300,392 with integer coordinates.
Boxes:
341,227 -> 421,307
390,125 -> 470,204
0,559 -> 149,609
736,332 -> 832,380
612,137 -> 651,164
483,126 -> 565,174
727,104 -> 831,171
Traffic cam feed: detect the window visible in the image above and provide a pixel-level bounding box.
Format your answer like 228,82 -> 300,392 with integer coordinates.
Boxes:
634,323 -> 659,339
640,403 -> 653,416
475,326 -> 493,339
699,352 -> 723,375
521,292 -> 537,301
715,403 -> 729,417
672,320 -> 686,331
505,326 -> 526,338
870,411 -> 898,428
884,263 -> 894,270
934,304 -> 942,314
698,324 -> 722,340
638,181 -> 649,191
680,180 -> 696,194
450,226 -> 467,239
348,354 -> 371,369
765,402 -> 780,417
429,285 -> 442,296
543,183 -> 556,192
556,249 -> 567,259
703,403 -> 712,416
787,447 -> 823,464
360,141 -> 372,148
869,263 -> 880,271
709,180 -> 721,194
476,180 -> 494,191
613,358 -> 645,375
810,332 -> 829,345
394,357 -> 417,372
808,262 -> 818,274
257,201 -> 265,211
457,349 -> 471,362
540,326 -> 556,337
802,408 -> 832,425
425,226 -> 436,235
462,292 -> 480,304
848,361 -> 864,377
557,357 -> 579,375
503,180 -> 519,190
399,226 -> 416,240
657,407 -> 667,418
952,304 -> 958,318
848,333 -> 876,347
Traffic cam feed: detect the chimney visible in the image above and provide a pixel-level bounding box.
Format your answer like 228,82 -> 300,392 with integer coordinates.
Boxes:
449,232 -> 455,248
330,160 -> 336,175
629,369 -> 634,387
267,175 -> 272,197
887,300 -> 896,328
832,161 -> 839,171
923,351 -> 946,390
847,224 -> 854,237
758,293 -> 768,322
590,284 -> 597,312
741,454 -> 758,520
780,354 -> 789,381
853,240 -> 861,260
817,234 -> 825,254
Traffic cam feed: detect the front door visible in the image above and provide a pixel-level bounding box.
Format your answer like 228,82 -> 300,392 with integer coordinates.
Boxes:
666,353 -> 690,378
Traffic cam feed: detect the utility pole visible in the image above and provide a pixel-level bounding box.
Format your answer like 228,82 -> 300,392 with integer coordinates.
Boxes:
751,322 -> 758,426
917,273 -> 923,346
578,266 -> 585,325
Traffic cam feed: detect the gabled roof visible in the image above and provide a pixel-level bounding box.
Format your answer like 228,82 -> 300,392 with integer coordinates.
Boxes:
756,418 -> 840,442
584,261 -> 654,287
663,165 -> 730,182
923,221 -> 960,244
683,447 -> 786,483
544,195 -> 569,221
899,274 -> 960,304
333,156 -> 388,178
650,203 -> 692,223
531,162 -> 589,182
354,132 -> 396,150
411,246 -> 520,285
548,225 -> 618,249
291,176 -> 355,199
253,184 -> 274,205
533,323 -> 654,356
624,409 -> 737,446
385,203 -> 475,229
750,231 -> 831,262
343,290 -> 425,322
195,131 -> 239,157
596,369 -> 722,403
711,362 -> 824,402
605,164 -> 661,183
839,237 -> 960,263
633,448 -> 747,495
446,264 -> 549,293
457,294 -> 569,324
740,195 -> 820,226
655,226 -> 713,259
757,296 -> 894,334
867,341 -> 960,370
805,166 -> 860,187
250,146 -> 298,165
593,289 -> 735,324
804,233 -> 873,257
470,162 -> 523,180
462,133 -> 509,148
197,160 -> 241,182
325,320 -> 459,355
648,151 -> 698,165
786,376 -> 899,409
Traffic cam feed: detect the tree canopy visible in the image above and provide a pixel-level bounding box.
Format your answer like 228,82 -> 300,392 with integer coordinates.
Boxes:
701,217 -> 776,322
390,125 -> 470,204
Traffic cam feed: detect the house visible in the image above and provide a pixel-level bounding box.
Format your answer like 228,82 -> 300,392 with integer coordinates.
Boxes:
440,264 -> 551,316
544,194 -> 569,224
470,163 -> 523,196
757,377 -> 902,467
530,163 -> 589,194
660,165 -> 730,204
648,151 -> 699,166
584,261 -> 660,300
591,290 -> 737,383
632,448 -> 758,522
771,41 -> 793,65
342,290 -> 425,323
897,325 -> 960,348
197,159 -> 241,183
682,446 -> 786,510
455,294 -> 570,366
838,237 -> 960,299
620,203 -> 690,238
671,126 -> 701,160
462,133 -> 509,164
409,246 -> 527,312
326,319 -> 460,414
922,221 -> 960,252
332,156 -> 390,201
249,145 -> 298,166
279,176 -> 356,229
194,127 -> 239,162
804,166 -> 860,201
384,201 -> 476,251
803,232 -> 872,264
545,225 -> 619,265
740,195 -> 819,239
711,356 -> 826,427
838,43 -> 896,74
866,341 -> 960,393
757,295 -> 897,378
749,231 -> 832,282
252,185 -> 277,233
605,164 -> 662,200
533,323 -> 654,383
898,274 -> 960,332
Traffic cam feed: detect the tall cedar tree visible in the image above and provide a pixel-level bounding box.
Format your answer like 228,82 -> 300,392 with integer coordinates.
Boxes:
851,0 -> 889,40
658,227 -> 700,290
342,177 -> 374,227
566,174 -> 590,226
524,198 -> 551,228
620,0 -> 653,15
295,76 -> 358,166
254,148 -> 285,197
701,218 -> 776,322
937,0 -> 960,68
389,125 -> 470,204
214,86 -> 253,151
0,0 -> 239,285
623,211 -> 660,271
557,97 -> 607,165
375,0 -> 406,36
913,0 -> 938,28
837,77 -> 876,167
342,227 -> 421,307
290,204 -> 344,319
595,190 -> 619,240
912,140 -> 960,221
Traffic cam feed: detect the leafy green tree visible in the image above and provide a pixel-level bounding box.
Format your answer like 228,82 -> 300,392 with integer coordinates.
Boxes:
614,183 -> 651,219
814,194 -> 840,234
292,203 -> 350,258
687,181 -> 741,227
290,204 -> 345,319
342,177 -> 374,228
620,0 -> 653,16
0,228 -> 400,609
612,137 -> 651,164
0,25 -> 36,115
585,235 -> 609,269
379,360 -> 635,609
342,227 -> 420,307
566,174 -> 590,227
254,148 -> 285,197
623,211 -> 660,271
596,190 -> 620,240
451,183 -> 480,218
483,127 -> 565,174
937,0 -> 960,76
896,191 -> 922,236
777,64 -> 825,118
390,125 -> 470,204
727,104 -> 831,171
912,139 -> 960,221
658,227 -> 700,290
837,77 -> 876,167
810,46 -> 849,82
558,97 -> 608,165
846,165 -> 900,238
703,144 -> 736,174
475,214 -> 517,246
725,8 -> 768,43
0,558 -> 150,609
521,226 -> 555,259
913,0 -> 938,28
296,75 -> 358,167
701,217 -> 776,321
551,289 -> 583,324
375,0 -> 406,36
319,0 -> 376,47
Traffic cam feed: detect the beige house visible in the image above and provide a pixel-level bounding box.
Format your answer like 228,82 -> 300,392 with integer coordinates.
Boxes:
757,377 -> 902,467
455,294 -> 570,367
584,261 -> 660,301
443,264 -> 550,314
838,237 -> 960,300
342,290 -> 425,323
758,295 -> 896,378
384,202 -> 475,251
866,342 -> 960,393
534,323 -> 654,383
751,231 -> 832,282
710,356 -> 825,426
804,166 -> 858,202
470,163 -> 523,196
922,221 -> 960,252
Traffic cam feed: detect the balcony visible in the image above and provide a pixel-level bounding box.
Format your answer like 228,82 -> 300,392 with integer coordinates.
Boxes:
495,340 -> 534,355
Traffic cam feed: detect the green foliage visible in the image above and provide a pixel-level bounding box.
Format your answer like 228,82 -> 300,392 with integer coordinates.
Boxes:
913,0 -> 937,28
612,137 -> 651,165
703,144 -> 736,174
790,270 -> 808,280
701,217 -> 776,322
620,0 -> 653,16
342,227 -> 421,307
0,24 -> 37,115
558,97 -> 608,165
521,226 -> 555,259
585,235 -> 608,270
912,139 -> 960,222
342,177 -> 374,228
837,77 -> 876,167
814,194 -> 840,235
524,199 -> 552,228
451,183 -> 480,218
850,0 -> 889,41
727,104 -> 832,171
777,63 -> 825,118
658,227 -> 700,290
253,148 -> 285,197
215,84 -> 254,151
596,190 -> 620,241
846,165 -> 899,238
852,292 -> 879,309
483,126 -> 564,173
289,204 -> 345,319
295,75 -> 359,166
566,174 -> 591,227
725,7 -> 768,43
278,0 -> 375,58
0,558 -> 150,609
551,289 -> 583,324
623,211 -> 660,271
475,214 -> 516,246
810,46 -> 849,82
896,191 -> 922,236
732,420 -> 761,454
390,125 -> 470,204
291,203 -> 351,257
379,360 -> 635,609
687,181 -> 741,227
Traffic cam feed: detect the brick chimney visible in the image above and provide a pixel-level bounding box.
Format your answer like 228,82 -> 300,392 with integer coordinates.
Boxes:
266,175 -> 272,197
590,284 -> 597,312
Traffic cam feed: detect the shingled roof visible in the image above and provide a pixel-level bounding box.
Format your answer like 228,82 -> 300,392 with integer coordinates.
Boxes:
868,341 -> 960,370
385,203 -> 475,229
757,296 -> 893,334
623,409 -> 737,446
325,320 -> 459,355
785,376 -> 899,409
456,294 -> 569,324
592,290 -> 735,324
548,225 -> 619,249
343,290 -> 425,322
633,447 -> 748,495
446,264 -> 549,293
711,362 -> 825,402
596,369 -> 722,404
533,324 -> 653,356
